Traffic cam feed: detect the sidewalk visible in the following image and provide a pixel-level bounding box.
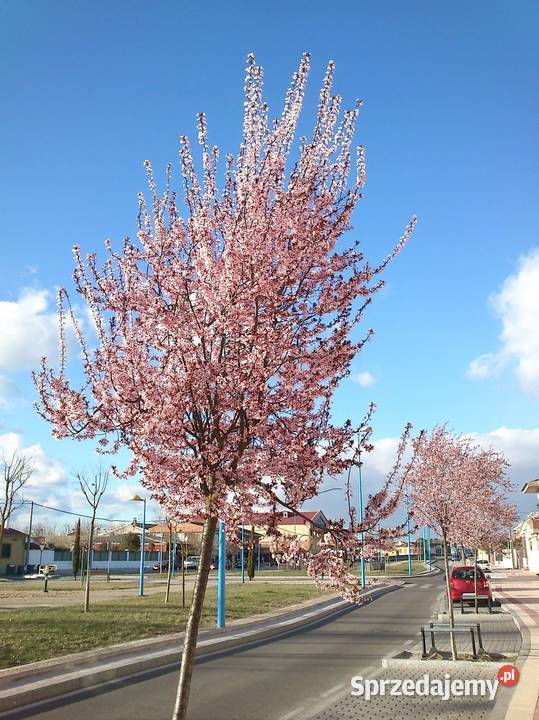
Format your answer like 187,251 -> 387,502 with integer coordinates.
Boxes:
296,573 -> 525,720
493,568 -> 539,720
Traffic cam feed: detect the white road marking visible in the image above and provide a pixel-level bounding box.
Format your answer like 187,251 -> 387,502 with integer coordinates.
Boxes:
320,683 -> 345,698
421,583 -> 432,589
279,708 -> 306,720
404,639 -> 414,646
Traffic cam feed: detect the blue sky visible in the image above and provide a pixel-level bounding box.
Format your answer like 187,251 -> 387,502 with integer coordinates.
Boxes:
0,1 -> 538,525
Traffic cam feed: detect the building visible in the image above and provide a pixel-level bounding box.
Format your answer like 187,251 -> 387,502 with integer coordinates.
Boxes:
254,510 -> 328,562
0,528 -> 26,575
512,513 -> 539,573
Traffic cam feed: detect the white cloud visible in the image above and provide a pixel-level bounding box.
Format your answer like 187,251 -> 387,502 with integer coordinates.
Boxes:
0,289 -> 61,371
306,426 -> 539,522
0,432 -> 68,492
468,249 -> 539,394
466,426 -> 539,489
352,371 -> 375,387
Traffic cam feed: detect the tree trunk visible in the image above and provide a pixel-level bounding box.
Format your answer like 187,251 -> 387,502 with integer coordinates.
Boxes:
474,547 -> 478,614
0,524 -> 5,567
165,533 -> 173,604
442,530 -> 457,660
84,514 -> 95,613
172,516 -> 217,720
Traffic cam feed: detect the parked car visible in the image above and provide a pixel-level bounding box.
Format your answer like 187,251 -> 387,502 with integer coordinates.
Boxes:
37,564 -> 57,576
152,561 -> 170,572
476,559 -> 491,574
449,565 -> 491,603
183,556 -> 200,570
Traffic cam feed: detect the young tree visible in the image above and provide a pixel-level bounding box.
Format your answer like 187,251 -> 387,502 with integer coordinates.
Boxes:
78,468 -> 109,612
454,493 -> 517,614
0,451 -> 33,552
72,518 -> 81,580
123,532 -> 141,553
408,426 -> 512,659
34,54 -> 414,720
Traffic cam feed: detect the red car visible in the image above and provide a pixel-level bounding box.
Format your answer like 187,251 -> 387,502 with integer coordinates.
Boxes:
449,565 -> 491,603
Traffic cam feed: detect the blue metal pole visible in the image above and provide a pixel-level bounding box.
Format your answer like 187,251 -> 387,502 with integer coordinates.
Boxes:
406,515 -> 412,576
257,539 -> 261,571
217,521 -> 226,628
405,478 -> 412,577
172,535 -> 176,577
139,499 -> 146,596
241,524 -> 245,583
358,438 -> 366,588
427,527 -> 431,567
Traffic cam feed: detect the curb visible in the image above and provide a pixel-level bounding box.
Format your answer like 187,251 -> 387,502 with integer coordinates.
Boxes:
0,583 -> 401,714
382,657 -> 507,671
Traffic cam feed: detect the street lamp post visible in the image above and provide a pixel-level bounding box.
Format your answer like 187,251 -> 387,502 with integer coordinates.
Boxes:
405,479 -> 412,577
357,434 -> 366,589
241,524 -> 245,584
130,495 -> 146,597
217,521 -> 226,628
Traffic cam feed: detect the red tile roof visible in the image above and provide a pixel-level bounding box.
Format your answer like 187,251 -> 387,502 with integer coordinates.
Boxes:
278,512 -> 319,526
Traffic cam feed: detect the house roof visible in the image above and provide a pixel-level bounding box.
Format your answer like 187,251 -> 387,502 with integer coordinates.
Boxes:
278,511 -> 323,526
2,528 -> 26,538
148,521 -> 204,534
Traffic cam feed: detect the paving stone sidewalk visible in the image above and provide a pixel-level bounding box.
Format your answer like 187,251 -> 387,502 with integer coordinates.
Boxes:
298,581 -> 522,720
493,569 -> 539,720
307,662 -> 504,720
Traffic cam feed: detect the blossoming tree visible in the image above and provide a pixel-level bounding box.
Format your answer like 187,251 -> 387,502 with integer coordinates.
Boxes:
408,426 -> 513,658
34,54 -> 414,719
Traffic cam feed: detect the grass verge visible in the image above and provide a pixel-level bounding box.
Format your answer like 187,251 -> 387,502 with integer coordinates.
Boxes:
0,582 -> 327,669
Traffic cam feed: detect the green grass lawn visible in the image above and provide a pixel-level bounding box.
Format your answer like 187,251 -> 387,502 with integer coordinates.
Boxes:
0,578 -> 143,595
0,583 -> 327,669
366,560 -> 429,576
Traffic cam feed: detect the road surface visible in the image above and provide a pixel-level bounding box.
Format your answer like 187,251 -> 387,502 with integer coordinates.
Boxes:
6,572 -> 445,720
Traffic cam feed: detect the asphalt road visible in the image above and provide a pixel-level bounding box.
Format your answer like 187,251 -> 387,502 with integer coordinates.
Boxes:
9,572 -> 445,720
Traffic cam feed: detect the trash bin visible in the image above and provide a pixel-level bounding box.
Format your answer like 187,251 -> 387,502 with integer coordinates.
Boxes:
6,563 -> 16,576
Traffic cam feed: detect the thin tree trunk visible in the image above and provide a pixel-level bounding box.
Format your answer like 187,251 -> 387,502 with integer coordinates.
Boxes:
80,549 -> 85,587
442,530 -> 457,660
474,547 -> 478,614
172,516 -> 217,720
0,524 -> 5,570
84,514 -> 95,613
165,532 -> 173,604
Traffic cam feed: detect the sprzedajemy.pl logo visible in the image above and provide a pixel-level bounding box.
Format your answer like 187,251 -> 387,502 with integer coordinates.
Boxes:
350,665 -> 519,702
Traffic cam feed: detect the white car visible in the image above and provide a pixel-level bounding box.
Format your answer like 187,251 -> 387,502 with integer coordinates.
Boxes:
476,559 -> 491,574
183,556 -> 199,570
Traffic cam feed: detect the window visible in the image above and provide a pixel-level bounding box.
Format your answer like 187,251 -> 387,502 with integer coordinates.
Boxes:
453,568 -> 484,580
1,543 -> 11,559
